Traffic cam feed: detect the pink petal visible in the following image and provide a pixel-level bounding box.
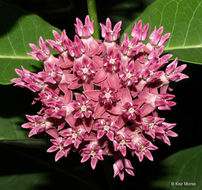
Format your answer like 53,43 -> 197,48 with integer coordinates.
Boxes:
119,171 -> 125,181
94,69 -> 107,83
162,135 -> 171,146
63,90 -> 72,104
84,90 -> 100,101
92,56 -> 103,68
107,131 -> 114,141
28,128 -> 37,137
108,102 -> 122,115
113,163 -> 119,177
46,128 -> 59,138
84,132 -> 97,141
47,145 -> 58,153
91,157 -> 98,170
145,150 -> 153,161
118,87 -> 132,104
140,104 -> 155,117
82,118 -> 93,133
107,73 -> 120,90
97,130 -> 105,139
124,159 -> 133,169
55,150 -> 64,161
94,103 -> 106,118
120,146 -> 126,156
83,83 -> 93,91
68,79 -> 82,90
81,154 -> 91,163
167,130 -> 178,137
125,169 -> 135,176
65,114 -> 77,127
136,152 -> 144,162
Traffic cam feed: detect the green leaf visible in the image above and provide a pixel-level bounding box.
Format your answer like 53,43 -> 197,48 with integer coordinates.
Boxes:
0,116 -> 28,141
0,1 -> 60,85
0,116 -> 47,147
0,85 -> 46,146
123,0 -> 202,64
152,145 -> 202,189
0,173 -> 49,190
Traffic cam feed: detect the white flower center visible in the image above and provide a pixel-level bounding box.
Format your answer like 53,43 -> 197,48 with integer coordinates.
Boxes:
128,43 -> 133,50
129,107 -> 135,114
120,139 -> 126,146
55,107 -> 60,112
104,125 -> 110,131
72,133 -> 78,139
105,92 -> 111,99
51,71 -> 56,77
47,95 -> 52,99
109,58 -> 115,64
126,72 -> 132,79
81,105 -> 87,112
148,122 -> 154,128
82,67 -> 89,74
90,150 -> 96,157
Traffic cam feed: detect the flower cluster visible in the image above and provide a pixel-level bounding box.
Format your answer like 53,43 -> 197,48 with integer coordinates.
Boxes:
11,16 -> 188,181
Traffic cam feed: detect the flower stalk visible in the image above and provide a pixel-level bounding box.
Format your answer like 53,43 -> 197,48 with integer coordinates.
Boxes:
87,0 -> 99,39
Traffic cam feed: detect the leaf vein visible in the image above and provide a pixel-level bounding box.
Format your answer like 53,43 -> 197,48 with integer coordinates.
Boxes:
183,1 -> 202,46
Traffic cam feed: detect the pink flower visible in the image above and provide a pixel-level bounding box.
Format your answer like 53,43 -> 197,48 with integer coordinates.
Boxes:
122,101 -> 140,121
155,122 -> 178,146
28,36 -> 50,61
149,26 -> 170,48
47,137 -> 71,161
11,15 -> 188,181
113,129 -> 135,156
96,118 -> 119,141
119,60 -> 139,87
113,158 -> 134,181
121,34 -> 144,57
134,138 -> 158,162
100,18 -> 122,42
46,30 -> 69,52
99,87 -> 117,108
74,56 -> 95,83
141,116 -> 165,139
75,15 -> 94,38
166,58 -> 189,82
131,20 -> 149,41
11,66 -> 44,92
21,115 -> 49,137
59,126 -> 85,149
72,94 -> 94,119
81,143 -> 104,169
103,49 -> 121,72
66,35 -> 85,58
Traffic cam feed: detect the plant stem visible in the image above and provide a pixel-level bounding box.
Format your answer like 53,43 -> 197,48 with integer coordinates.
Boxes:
87,0 -> 99,39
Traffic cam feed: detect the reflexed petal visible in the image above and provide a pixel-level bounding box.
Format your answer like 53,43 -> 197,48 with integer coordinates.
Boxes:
55,150 -> 64,161
81,154 -> 91,163
108,73 -> 120,90
91,157 -> 98,169
84,90 -> 100,101
47,145 -> 58,153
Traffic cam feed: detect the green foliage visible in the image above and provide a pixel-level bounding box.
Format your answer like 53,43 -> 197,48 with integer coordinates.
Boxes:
0,173 -> 48,190
0,1 -> 60,85
152,145 -> 202,189
123,0 -> 202,64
